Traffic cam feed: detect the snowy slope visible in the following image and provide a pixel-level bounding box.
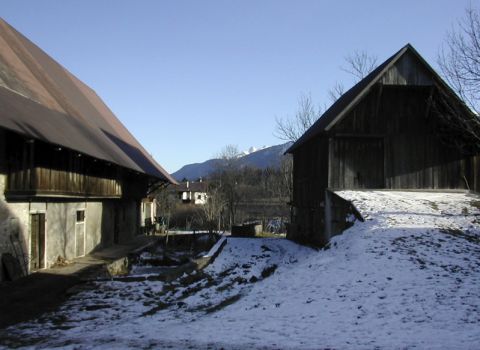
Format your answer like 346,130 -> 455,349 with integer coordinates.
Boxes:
1,191 -> 479,349
172,142 -> 292,181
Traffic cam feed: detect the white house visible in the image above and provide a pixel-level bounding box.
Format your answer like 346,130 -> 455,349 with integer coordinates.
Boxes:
176,181 -> 208,205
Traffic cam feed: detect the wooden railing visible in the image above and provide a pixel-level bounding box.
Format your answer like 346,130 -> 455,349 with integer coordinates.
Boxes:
6,167 -> 122,197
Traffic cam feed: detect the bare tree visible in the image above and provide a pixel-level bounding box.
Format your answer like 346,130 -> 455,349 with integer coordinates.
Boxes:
436,5 -> 480,150
213,144 -> 243,227
341,50 -> 378,82
430,88 -> 480,154
217,144 -> 241,169
438,6 -> 480,112
274,93 -> 323,142
279,154 -> 293,201
200,185 -> 226,233
275,52 -> 378,143
328,81 -> 345,103
155,186 -> 177,232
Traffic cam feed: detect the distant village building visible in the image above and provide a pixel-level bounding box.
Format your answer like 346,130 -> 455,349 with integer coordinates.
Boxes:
286,44 -> 480,246
175,181 -> 208,205
0,19 -> 175,281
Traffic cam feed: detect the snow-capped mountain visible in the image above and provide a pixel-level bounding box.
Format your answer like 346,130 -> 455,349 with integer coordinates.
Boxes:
240,145 -> 268,156
172,142 -> 292,181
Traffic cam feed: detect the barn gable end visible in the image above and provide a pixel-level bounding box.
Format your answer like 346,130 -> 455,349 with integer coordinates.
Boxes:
287,44 -> 480,246
381,49 -> 433,86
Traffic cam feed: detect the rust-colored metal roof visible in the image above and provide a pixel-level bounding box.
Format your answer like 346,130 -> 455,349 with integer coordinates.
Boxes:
0,18 -> 176,184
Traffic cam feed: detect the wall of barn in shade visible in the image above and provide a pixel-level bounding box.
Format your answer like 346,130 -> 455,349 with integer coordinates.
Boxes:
329,84 -> 475,191
290,137 -> 329,245
289,50 -> 480,246
0,128 -> 145,281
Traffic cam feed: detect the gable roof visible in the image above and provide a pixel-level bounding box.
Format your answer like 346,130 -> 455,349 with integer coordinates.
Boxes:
286,43 -> 459,154
0,18 -> 176,184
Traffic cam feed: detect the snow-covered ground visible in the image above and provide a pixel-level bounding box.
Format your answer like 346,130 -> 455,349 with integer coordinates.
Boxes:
1,191 -> 480,349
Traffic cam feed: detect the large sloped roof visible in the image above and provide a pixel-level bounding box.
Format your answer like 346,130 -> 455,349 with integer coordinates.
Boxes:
0,18 -> 176,184
286,43 -> 458,153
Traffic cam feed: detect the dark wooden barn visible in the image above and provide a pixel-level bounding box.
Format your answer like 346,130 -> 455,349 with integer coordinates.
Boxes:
286,44 -> 480,246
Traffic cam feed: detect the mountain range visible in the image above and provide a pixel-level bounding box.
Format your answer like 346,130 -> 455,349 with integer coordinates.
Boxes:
172,142 -> 292,181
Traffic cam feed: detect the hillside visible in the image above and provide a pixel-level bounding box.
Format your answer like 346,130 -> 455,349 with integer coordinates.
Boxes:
3,191 -> 479,349
172,142 -> 292,181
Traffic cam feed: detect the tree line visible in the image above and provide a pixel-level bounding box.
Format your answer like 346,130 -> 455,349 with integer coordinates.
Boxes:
155,144 -> 292,233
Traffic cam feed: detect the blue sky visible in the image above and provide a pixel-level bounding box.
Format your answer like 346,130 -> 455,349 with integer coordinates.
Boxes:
1,0 -> 473,173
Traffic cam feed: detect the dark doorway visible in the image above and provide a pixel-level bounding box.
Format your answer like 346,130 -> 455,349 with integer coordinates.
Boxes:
30,213 -> 45,271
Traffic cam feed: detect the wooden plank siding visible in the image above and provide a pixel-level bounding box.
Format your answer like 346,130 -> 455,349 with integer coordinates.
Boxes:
330,85 -> 472,190
291,137 -> 328,244
290,84 -> 477,245
288,45 -> 480,246
292,84 -> 477,193
5,132 -> 123,198
329,137 -> 384,189
381,50 -> 433,86
292,137 -> 329,208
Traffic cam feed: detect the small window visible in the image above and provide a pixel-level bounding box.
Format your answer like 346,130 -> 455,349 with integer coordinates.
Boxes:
197,194 -> 202,200
76,210 -> 85,223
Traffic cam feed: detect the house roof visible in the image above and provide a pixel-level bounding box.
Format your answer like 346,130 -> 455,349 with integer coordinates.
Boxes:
175,181 -> 208,193
286,43 -> 461,154
0,18 -> 176,184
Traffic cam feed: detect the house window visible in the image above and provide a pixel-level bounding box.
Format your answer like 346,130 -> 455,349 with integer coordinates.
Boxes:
197,194 -> 202,200
76,210 -> 85,223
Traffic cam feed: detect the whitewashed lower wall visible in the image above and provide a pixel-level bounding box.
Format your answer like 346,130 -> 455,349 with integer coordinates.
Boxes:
0,177 -> 141,281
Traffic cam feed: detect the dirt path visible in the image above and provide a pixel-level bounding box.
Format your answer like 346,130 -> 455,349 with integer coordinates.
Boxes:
0,271 -> 83,330
0,236 -> 160,330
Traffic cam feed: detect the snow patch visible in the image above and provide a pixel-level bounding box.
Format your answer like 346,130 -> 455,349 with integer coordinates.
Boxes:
2,191 -> 479,349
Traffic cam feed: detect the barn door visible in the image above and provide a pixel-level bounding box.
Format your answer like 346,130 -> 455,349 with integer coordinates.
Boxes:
30,213 -> 45,271
331,137 -> 385,189
75,210 -> 86,257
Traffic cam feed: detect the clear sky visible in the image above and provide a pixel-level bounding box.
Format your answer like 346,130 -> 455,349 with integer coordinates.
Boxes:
1,0 -> 474,173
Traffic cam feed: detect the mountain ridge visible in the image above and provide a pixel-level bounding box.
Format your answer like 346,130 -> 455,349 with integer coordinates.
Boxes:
172,142 -> 292,181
